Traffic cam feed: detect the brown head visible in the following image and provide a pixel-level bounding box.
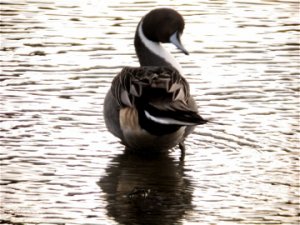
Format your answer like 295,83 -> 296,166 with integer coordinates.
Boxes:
141,8 -> 188,55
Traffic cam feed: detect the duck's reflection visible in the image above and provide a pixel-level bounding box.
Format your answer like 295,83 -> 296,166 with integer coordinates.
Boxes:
98,151 -> 193,225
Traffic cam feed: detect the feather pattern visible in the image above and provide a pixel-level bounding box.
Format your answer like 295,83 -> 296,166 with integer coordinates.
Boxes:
111,66 -> 189,107
111,66 -> 206,129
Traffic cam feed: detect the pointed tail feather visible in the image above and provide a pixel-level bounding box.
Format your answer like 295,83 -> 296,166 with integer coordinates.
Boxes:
144,104 -> 207,126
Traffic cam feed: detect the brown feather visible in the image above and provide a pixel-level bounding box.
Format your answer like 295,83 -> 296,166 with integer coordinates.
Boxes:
111,66 -> 190,108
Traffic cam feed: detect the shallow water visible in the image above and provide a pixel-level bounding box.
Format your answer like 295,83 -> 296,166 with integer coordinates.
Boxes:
1,0 -> 299,224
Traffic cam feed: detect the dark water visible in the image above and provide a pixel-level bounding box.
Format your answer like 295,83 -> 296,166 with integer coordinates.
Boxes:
1,0 -> 299,224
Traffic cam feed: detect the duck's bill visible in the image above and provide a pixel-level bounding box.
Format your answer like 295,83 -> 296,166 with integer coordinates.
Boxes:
170,32 -> 189,55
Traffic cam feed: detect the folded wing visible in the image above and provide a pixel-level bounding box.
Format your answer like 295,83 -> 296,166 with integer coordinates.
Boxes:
111,66 -> 207,126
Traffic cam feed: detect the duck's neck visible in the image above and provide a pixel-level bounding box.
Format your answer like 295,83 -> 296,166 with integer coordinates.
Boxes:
134,21 -> 183,74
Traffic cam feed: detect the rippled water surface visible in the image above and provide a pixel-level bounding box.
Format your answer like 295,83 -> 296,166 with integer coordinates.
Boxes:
1,0 -> 299,224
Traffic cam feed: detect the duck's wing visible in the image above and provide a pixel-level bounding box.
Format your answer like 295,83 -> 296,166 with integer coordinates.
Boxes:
111,66 -> 188,106
111,66 -> 207,126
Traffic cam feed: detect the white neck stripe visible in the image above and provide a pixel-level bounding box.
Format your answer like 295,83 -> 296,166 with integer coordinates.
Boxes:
138,21 -> 183,74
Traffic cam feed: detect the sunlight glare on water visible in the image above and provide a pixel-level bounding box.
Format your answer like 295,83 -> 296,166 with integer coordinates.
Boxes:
1,0 -> 299,224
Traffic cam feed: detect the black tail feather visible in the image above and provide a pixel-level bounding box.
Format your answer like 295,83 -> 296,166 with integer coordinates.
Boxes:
144,104 -> 207,126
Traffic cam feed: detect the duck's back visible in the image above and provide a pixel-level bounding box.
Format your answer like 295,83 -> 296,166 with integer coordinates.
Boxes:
104,66 -> 206,151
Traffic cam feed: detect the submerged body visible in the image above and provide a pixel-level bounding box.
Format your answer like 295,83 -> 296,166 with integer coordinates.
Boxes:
104,8 -> 207,153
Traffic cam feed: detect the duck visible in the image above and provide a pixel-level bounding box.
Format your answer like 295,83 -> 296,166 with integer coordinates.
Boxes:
104,8 -> 207,157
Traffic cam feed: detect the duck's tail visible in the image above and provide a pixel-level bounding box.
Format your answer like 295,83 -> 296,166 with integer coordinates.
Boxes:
143,103 -> 207,126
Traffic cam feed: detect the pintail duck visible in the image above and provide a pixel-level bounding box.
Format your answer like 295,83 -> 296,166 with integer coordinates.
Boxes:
104,8 -> 207,156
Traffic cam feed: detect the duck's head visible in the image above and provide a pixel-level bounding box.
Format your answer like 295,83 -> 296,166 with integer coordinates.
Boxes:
141,8 -> 189,55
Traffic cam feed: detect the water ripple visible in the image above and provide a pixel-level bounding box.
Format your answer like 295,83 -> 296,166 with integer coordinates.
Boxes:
1,0 -> 299,224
